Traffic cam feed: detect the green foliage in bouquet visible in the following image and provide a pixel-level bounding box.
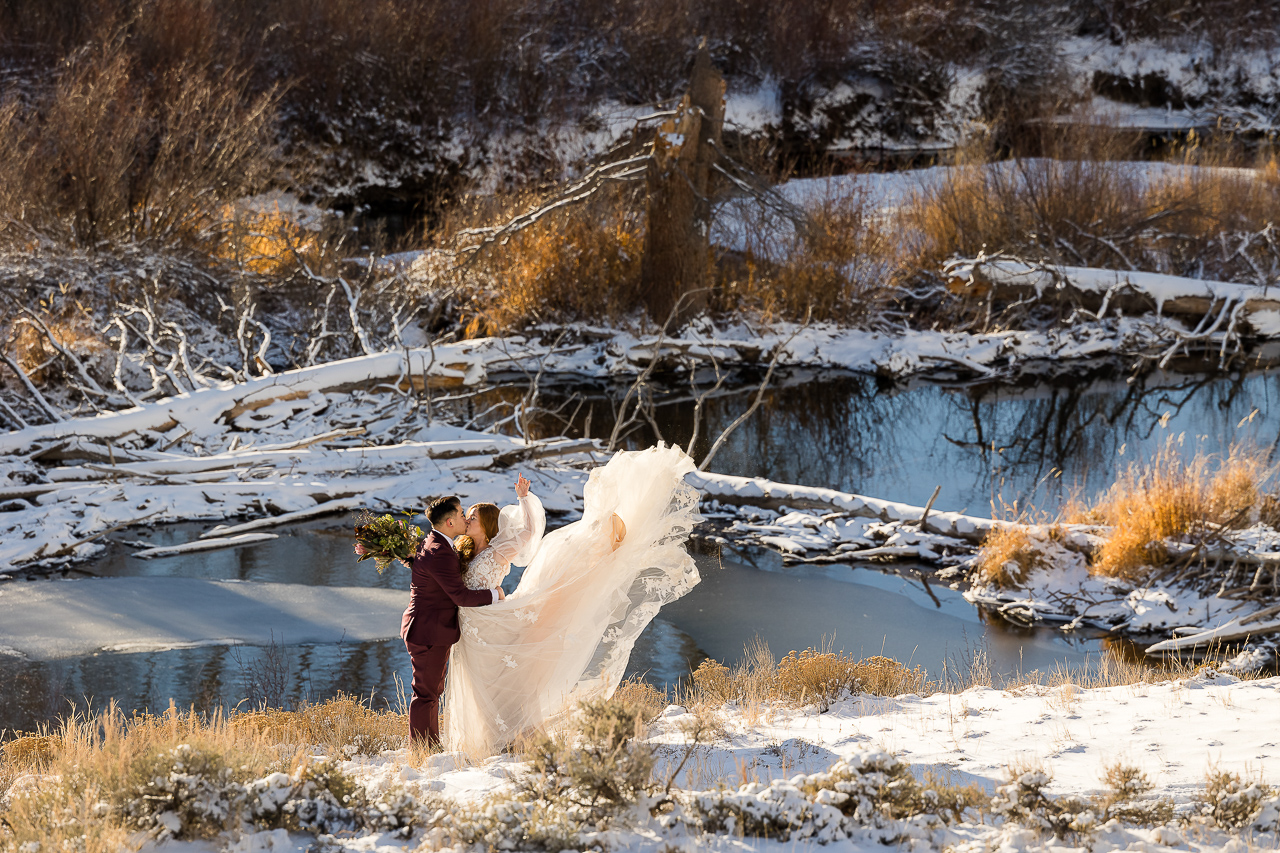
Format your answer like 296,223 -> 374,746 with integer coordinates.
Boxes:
353,510 -> 424,574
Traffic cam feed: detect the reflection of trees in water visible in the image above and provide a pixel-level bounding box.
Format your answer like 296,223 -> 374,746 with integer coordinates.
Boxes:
0,640 -> 410,733
950,369 -> 1271,510
462,367 -> 1280,514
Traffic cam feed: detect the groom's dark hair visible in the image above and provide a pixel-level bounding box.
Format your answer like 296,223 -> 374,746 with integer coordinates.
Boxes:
427,495 -> 462,526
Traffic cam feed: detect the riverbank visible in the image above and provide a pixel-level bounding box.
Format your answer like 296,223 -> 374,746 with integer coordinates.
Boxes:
3,670 -> 1280,852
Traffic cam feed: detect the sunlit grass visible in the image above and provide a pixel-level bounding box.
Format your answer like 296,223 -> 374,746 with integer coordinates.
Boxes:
975,440 -> 1274,585
1069,439 -> 1271,581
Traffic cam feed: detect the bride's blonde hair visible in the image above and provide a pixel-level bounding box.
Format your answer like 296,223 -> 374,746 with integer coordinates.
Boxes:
455,502 -> 500,573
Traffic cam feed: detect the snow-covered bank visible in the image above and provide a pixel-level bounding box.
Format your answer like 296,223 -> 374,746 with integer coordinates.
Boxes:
0,312 -> 1217,574
216,674 -> 1280,852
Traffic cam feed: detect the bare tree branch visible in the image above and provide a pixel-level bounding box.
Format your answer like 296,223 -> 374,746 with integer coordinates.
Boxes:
699,313 -> 809,471
0,351 -> 65,422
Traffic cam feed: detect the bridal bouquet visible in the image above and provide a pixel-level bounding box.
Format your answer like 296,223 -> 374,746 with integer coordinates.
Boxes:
353,510 -> 424,573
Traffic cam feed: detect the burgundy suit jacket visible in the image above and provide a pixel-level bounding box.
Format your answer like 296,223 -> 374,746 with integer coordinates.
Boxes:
400,529 -> 493,646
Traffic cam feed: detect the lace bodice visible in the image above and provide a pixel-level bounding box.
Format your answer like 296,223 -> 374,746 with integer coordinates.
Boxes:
464,547 -> 510,590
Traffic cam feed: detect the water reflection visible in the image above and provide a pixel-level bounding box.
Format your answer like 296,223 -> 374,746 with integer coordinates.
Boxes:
0,639 -> 412,734
1,547 -> 1101,733
500,365 -> 1279,514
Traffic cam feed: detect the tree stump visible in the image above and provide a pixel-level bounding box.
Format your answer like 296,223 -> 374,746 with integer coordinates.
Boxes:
641,45 -> 725,324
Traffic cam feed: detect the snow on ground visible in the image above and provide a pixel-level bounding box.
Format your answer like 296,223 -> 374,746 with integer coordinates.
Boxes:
197,674 -> 1280,852
639,675 -> 1280,806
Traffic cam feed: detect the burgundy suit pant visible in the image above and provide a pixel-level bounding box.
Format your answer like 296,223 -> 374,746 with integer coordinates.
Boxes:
406,639 -> 451,746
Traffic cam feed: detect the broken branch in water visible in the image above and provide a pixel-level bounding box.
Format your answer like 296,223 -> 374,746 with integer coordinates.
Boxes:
132,532 -> 281,559
699,310 -> 810,471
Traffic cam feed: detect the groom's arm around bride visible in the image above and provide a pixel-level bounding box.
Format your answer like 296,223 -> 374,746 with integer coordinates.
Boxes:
401,495 -> 503,747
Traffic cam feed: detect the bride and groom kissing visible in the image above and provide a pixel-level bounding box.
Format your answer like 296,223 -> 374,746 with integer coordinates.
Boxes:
399,444 -> 704,757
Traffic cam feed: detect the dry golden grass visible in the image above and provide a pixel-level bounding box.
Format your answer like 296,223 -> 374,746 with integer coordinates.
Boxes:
436,165 -> 907,330
909,128 -> 1148,274
719,179 -> 902,323
686,639 -> 926,714
612,676 -> 669,723
436,185 -> 648,334
218,201 -> 323,275
1,703 -> 277,848
229,692 -> 406,756
10,312 -> 111,382
0,694 -> 418,846
1070,440 -> 1271,580
902,127 -> 1280,310
976,523 -> 1048,588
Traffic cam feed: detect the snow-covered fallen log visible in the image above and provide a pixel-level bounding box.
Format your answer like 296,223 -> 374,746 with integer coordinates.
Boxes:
1145,616 -> 1280,654
199,497 -> 366,539
1145,603 -> 1280,654
691,471 -> 1001,543
131,532 -> 281,559
0,348 -> 490,455
950,259 -> 1280,321
0,367 -> 597,572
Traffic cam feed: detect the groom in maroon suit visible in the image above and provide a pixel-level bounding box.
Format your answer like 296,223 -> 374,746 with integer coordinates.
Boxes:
401,495 -> 504,747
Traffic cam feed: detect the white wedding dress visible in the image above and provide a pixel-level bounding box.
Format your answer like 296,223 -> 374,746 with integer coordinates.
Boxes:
444,444 -> 702,757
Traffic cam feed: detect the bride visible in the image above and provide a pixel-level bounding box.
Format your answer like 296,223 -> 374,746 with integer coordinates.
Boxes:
444,443 -> 701,757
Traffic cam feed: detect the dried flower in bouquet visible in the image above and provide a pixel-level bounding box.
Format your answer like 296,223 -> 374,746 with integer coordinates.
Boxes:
353,509 -> 424,573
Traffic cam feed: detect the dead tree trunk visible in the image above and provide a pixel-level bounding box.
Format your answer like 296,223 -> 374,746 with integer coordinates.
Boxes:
642,45 -> 725,324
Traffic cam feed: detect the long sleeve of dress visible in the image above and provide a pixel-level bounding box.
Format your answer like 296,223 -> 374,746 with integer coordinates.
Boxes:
489,493 -> 546,566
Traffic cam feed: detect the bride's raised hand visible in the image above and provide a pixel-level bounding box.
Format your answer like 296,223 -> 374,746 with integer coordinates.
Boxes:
514,473 -> 531,498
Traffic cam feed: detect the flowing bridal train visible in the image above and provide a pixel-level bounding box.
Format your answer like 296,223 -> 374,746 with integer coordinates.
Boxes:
444,444 -> 702,757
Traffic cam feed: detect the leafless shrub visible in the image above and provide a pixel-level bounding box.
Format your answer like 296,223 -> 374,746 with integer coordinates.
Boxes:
1098,762 -> 1175,826
1199,766 -> 1273,829
0,22 -> 278,250
991,763 -> 1094,840
523,696 -> 656,820
717,180 -> 902,324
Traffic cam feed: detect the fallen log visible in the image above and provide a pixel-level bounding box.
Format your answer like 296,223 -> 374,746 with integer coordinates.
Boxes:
132,532 -> 280,559
948,259 -> 1280,325
199,497 -> 365,539
493,438 -> 599,467
690,471 -> 1002,543
0,346 -> 492,456
42,438 -> 518,482
1144,613 -> 1280,654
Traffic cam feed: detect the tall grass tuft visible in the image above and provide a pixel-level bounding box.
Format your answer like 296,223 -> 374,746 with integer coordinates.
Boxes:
976,523 -> 1049,588
1071,440 -> 1270,580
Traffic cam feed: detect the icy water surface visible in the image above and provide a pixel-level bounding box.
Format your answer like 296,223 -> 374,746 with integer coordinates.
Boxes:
0,544 -> 1091,732
522,364 -> 1280,515
4,364 -> 1277,731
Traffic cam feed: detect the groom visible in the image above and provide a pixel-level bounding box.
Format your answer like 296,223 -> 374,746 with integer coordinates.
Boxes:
401,495 -> 505,747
